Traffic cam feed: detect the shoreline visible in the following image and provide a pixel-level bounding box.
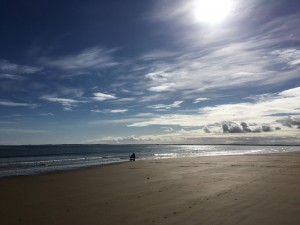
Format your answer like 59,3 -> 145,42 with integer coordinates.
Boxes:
0,159 -> 129,179
2,150 -> 300,179
1,152 -> 300,225
2,143 -> 300,146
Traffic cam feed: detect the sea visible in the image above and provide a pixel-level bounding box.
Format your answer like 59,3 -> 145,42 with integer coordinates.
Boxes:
0,144 -> 299,178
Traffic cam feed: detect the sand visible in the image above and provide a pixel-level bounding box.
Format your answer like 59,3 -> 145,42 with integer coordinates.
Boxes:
1,152 -> 300,225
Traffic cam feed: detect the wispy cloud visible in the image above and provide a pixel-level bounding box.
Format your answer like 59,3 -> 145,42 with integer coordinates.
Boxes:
141,41 -> 300,97
43,47 -> 120,71
193,97 -> 210,104
135,1 -> 300,101
0,121 -> 16,125
148,101 -> 183,111
55,85 -> 84,98
148,83 -> 176,92
38,113 -> 54,116
89,118 -> 143,125
0,100 -> 36,108
110,109 -> 128,113
0,73 -> 25,80
91,109 -> 128,114
112,97 -> 136,103
272,49 -> 300,66
0,59 -> 41,74
140,50 -> 179,61
127,87 -> 300,128
145,71 -> 169,82
0,128 -> 50,134
41,96 -> 86,111
127,114 -> 204,127
93,92 -> 117,101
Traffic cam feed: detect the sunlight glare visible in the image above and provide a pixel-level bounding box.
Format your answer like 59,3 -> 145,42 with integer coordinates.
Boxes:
194,0 -> 234,24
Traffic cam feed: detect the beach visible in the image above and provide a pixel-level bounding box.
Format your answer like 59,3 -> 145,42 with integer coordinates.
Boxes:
1,152 -> 300,225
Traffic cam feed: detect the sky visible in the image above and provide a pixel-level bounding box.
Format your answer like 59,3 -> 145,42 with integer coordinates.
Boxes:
0,0 -> 300,145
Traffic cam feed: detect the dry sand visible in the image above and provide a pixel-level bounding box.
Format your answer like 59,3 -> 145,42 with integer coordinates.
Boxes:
1,152 -> 300,225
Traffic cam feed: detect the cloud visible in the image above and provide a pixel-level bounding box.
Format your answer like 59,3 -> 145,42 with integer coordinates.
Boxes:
277,116 -> 300,128
127,87 -> 300,128
41,96 -> 85,111
91,109 -> 128,113
93,92 -> 117,101
0,73 -> 25,80
112,97 -> 136,103
193,97 -> 210,104
222,121 -> 274,133
145,71 -> 169,82
83,135 -> 158,144
148,0 -> 197,24
89,118 -> 144,125
163,127 -> 174,132
0,128 -> 50,134
140,50 -> 179,61
0,121 -> 16,125
43,47 -> 119,71
0,59 -> 41,74
0,101 -> 36,108
127,114 -> 203,127
262,125 -> 273,132
279,87 -> 300,97
91,110 -> 103,113
139,93 -> 171,103
140,42 -> 300,96
203,127 -> 211,133
222,122 -> 243,133
148,101 -> 183,110
241,122 -> 251,132
199,87 -> 300,123
271,49 -> 300,66
55,85 -> 84,98
38,113 -> 54,116
135,113 -> 155,117
148,83 -> 176,92
83,127 -> 300,145
110,109 -> 128,113
134,2 -> 300,100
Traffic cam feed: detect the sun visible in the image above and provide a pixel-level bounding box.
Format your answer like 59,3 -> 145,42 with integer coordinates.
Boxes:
194,0 -> 234,24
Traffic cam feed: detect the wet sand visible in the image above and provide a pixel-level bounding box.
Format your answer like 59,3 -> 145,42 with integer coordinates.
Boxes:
1,152 -> 300,225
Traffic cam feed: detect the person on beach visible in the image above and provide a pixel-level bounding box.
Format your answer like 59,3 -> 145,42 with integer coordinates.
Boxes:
130,153 -> 136,161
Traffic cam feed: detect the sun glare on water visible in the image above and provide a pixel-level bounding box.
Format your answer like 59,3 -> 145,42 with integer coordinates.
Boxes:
194,0 -> 234,24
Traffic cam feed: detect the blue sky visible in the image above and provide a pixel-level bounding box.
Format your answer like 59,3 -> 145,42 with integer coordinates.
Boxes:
1,0 -> 300,145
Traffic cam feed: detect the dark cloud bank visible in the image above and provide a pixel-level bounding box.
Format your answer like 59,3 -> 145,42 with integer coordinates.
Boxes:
221,122 -> 276,134
276,117 -> 300,129
204,121 -> 282,134
204,116 -> 300,134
